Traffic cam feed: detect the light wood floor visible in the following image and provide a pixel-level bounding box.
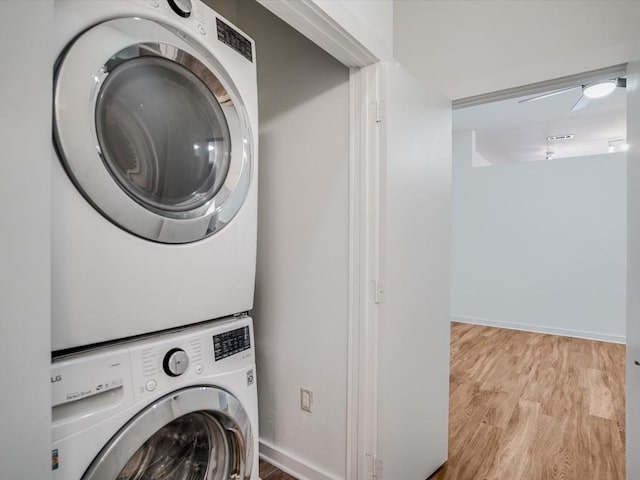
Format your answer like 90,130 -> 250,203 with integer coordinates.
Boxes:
429,322 -> 626,480
260,323 -> 625,480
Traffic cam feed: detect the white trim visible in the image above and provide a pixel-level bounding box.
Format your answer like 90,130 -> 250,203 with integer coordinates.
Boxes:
259,441 -> 341,480
247,4 -> 383,478
346,66 -> 362,480
357,63 -> 384,480
452,63 -> 627,108
452,315 -> 626,344
254,0 -> 378,67
347,62 -> 383,480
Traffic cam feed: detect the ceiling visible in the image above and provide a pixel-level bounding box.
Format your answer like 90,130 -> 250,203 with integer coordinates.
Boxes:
394,1 -> 640,100
453,81 -> 626,164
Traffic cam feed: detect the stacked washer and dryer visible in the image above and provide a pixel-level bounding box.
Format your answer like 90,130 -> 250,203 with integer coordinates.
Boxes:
51,1 -> 259,478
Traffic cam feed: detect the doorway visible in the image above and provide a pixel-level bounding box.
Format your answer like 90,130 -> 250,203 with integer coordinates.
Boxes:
444,66 -> 628,478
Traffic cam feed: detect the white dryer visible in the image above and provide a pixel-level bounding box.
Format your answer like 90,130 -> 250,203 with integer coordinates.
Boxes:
52,315 -> 259,479
52,0 -> 258,351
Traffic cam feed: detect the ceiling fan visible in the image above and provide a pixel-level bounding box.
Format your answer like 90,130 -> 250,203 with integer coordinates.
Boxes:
519,77 -> 626,111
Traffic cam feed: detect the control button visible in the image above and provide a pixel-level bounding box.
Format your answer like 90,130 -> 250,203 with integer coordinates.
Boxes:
197,24 -> 206,35
145,379 -> 157,392
149,0 -> 159,7
167,0 -> 192,18
195,364 -> 204,375
163,348 -> 190,377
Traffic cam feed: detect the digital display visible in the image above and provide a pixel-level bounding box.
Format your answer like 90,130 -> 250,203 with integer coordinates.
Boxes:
213,326 -> 251,361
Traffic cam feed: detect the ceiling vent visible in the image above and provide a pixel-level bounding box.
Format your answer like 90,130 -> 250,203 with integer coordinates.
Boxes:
547,134 -> 574,141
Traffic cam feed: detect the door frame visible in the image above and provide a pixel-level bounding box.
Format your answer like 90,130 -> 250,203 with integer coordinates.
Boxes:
253,5 -> 640,480
626,55 -> 640,480
254,2 -> 382,479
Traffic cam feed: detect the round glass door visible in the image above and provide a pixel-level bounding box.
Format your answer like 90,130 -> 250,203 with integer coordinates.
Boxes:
83,387 -> 254,480
117,412 -> 230,479
96,56 -> 231,214
54,17 -> 254,244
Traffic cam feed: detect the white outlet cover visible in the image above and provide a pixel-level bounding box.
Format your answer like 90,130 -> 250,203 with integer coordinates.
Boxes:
300,388 -> 312,413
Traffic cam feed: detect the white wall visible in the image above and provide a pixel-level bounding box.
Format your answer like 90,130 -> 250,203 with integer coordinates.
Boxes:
204,1 -> 351,478
0,1 -> 52,478
452,130 -> 627,342
394,1 -> 640,99
379,62 -> 451,479
249,5 -> 350,476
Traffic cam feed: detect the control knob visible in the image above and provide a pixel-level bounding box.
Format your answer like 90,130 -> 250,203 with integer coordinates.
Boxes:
167,0 -> 192,18
163,348 -> 190,377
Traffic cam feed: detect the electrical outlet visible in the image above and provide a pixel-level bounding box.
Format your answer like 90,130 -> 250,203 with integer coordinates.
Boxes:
300,388 -> 312,413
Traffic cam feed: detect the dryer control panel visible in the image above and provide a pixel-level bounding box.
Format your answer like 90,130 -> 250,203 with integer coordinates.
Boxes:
216,18 -> 253,62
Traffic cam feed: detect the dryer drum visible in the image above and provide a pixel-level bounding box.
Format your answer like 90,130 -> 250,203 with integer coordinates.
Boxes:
96,55 -> 232,214
116,412 -> 228,479
82,386 -> 253,480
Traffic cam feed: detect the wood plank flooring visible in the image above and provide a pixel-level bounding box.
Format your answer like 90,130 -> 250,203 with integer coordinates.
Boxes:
429,322 -> 626,480
259,460 -> 298,480
260,322 -> 625,480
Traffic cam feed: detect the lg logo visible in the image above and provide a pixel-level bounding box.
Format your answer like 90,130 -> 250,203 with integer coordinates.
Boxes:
51,375 -> 62,383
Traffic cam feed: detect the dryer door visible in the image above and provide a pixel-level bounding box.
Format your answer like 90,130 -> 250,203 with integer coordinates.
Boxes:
54,17 -> 253,244
82,386 -> 254,479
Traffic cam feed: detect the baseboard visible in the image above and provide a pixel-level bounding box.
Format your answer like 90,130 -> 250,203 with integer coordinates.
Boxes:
452,315 -> 626,344
259,440 -> 342,480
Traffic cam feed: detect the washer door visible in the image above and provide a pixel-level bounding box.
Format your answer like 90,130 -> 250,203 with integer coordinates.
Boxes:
54,17 -> 253,244
82,386 -> 254,479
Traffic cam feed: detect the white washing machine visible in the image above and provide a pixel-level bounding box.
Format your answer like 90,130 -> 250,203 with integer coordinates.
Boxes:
52,0 -> 258,351
52,315 -> 259,479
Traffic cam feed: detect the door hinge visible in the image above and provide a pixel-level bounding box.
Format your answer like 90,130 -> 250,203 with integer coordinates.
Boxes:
369,280 -> 385,304
366,452 -> 384,479
375,100 -> 383,124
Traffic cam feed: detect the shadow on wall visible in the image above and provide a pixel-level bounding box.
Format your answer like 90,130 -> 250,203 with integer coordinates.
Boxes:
204,0 -> 351,478
205,0 -> 349,124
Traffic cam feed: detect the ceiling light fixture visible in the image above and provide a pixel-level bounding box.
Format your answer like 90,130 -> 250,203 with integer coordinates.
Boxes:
583,80 -> 617,99
608,138 -> 628,153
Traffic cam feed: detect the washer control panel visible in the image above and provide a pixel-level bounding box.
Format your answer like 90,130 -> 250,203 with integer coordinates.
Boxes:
128,317 -> 254,402
51,350 -> 128,408
163,348 -> 190,376
167,0 -> 192,18
52,318 -> 255,412
213,326 -> 251,361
